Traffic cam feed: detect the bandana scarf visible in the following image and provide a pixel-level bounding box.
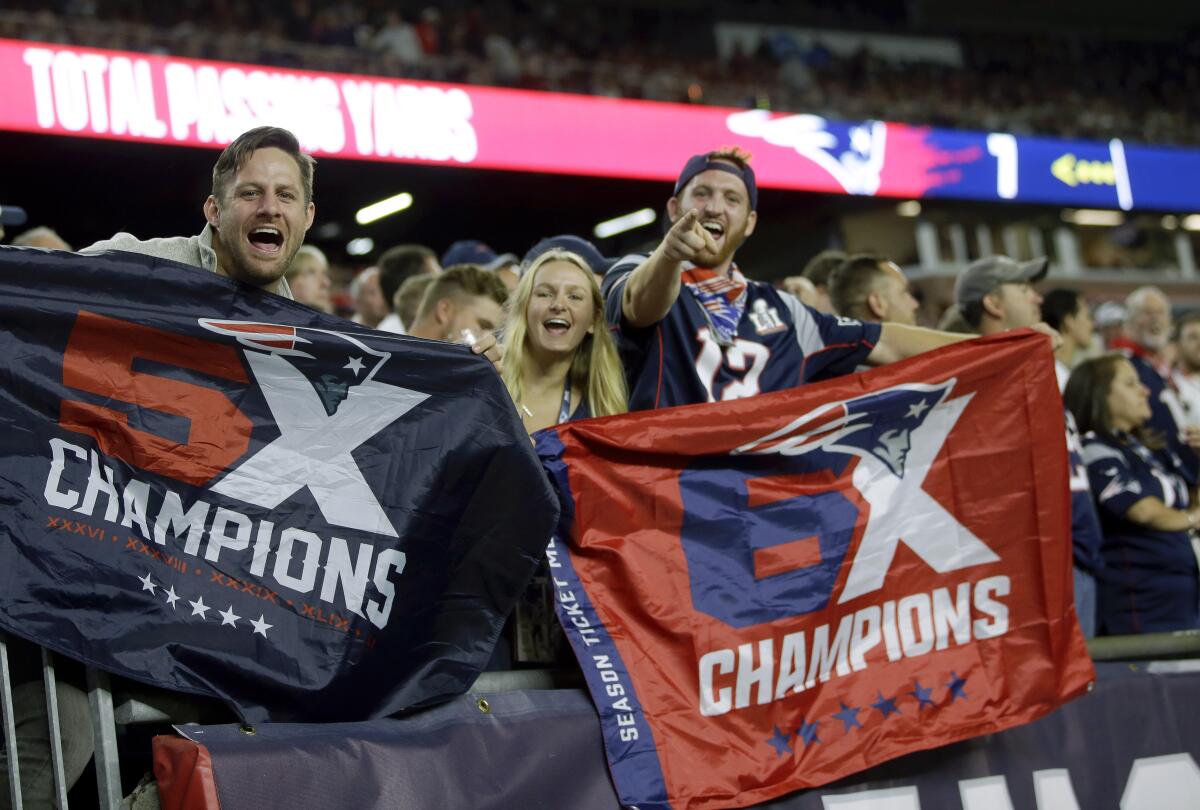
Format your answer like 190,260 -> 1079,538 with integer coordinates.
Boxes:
681,265 -> 748,347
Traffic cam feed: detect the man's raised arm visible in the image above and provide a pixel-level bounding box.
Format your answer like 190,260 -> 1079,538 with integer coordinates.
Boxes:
866,322 -> 1060,366
621,209 -> 716,328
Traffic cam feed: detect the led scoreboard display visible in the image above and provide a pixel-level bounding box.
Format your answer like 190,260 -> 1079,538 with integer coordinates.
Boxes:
3,38 -> 1198,212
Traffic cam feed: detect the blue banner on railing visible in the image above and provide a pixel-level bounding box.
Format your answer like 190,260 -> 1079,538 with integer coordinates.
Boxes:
0,245 -> 557,722
158,667 -> 1200,810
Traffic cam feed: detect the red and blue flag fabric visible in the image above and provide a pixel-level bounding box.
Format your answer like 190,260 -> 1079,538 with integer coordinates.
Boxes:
537,331 -> 1093,809
0,246 -> 558,722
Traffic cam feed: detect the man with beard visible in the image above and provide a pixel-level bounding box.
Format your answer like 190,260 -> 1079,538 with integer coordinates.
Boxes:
1110,286 -> 1197,479
83,126 -> 315,299
604,148 -> 984,410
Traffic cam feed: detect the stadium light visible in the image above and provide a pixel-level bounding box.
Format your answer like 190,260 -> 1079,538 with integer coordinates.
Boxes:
594,208 -> 656,239
346,237 -> 374,256
1061,209 -> 1124,227
1182,215 -> 1200,232
895,200 -> 921,217
1161,215 -> 1179,230
355,193 -> 413,225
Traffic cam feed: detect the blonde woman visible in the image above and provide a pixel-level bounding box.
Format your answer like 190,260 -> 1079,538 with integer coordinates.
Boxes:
502,249 -> 627,433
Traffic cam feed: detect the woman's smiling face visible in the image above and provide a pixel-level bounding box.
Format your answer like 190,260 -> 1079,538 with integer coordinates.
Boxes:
525,260 -> 596,357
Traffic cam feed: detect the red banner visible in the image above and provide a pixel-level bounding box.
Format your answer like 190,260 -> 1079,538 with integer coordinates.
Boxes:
536,332 -> 1093,810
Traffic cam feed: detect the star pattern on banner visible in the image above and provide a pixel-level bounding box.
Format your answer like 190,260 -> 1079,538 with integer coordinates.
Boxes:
763,671 -> 974,754
908,679 -> 935,710
219,605 -> 241,627
947,672 -> 969,703
871,690 -> 901,718
250,615 -> 273,638
135,574 -> 275,638
767,725 -> 793,757
188,595 -> 210,619
833,701 -> 862,733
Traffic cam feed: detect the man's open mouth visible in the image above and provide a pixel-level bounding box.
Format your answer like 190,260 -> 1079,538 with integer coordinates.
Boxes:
248,226 -> 283,254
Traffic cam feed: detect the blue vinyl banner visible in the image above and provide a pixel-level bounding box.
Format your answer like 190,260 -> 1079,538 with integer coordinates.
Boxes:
0,245 -> 557,722
165,666 -> 1200,810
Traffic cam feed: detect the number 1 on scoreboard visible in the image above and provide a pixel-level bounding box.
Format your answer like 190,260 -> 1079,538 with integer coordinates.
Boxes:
987,133 -> 1019,200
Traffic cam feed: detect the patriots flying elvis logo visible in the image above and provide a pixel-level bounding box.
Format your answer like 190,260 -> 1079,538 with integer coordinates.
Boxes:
726,109 -> 888,196
736,380 -> 999,607
198,320 -> 429,538
677,380 -> 1002,628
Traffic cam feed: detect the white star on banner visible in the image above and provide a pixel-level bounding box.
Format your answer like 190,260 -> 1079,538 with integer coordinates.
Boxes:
250,615 -> 273,638
164,586 -> 180,609
344,356 -> 365,375
138,572 -> 157,594
189,596 -> 210,619
219,606 -> 241,627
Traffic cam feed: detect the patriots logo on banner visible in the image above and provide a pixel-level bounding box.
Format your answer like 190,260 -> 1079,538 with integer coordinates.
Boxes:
196,319 -> 427,537
0,246 -> 557,722
538,333 -> 1093,810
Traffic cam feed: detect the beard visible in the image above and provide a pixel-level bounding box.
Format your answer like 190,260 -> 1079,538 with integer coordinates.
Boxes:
693,224 -> 748,271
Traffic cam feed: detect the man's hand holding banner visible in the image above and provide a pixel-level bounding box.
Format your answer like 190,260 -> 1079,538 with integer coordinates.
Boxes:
538,331 -> 1093,810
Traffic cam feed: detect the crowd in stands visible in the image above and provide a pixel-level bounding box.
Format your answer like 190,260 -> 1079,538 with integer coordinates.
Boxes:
5,124 -> 1200,807
2,0 -> 1197,145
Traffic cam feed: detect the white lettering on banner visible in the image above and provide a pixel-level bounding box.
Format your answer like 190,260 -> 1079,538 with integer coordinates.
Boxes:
42,439 -> 406,629
552,575 -> 602,648
1121,754 -> 1200,809
821,787 -> 920,810
23,47 -> 167,137
814,756 -> 1200,808
696,577 -> 1010,717
959,776 -> 1015,810
594,655 -> 641,742
1031,769 -> 1081,810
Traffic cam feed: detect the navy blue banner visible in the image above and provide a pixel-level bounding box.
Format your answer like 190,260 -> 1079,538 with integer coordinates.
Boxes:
165,666 -> 1200,810
0,245 -> 557,722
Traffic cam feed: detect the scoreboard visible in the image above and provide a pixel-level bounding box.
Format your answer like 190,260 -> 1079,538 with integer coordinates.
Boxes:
3,39 -> 1197,213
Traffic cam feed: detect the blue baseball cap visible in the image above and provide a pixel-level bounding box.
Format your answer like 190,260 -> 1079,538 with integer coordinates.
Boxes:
674,152 -> 758,210
441,239 -> 517,271
521,235 -> 614,276
0,205 -> 28,226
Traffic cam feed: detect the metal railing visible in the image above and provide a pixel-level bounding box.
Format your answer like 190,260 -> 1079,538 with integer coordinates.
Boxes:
2,628 -> 1197,808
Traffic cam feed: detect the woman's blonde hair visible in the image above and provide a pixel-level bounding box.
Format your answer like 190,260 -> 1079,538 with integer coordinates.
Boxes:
501,249 -> 628,420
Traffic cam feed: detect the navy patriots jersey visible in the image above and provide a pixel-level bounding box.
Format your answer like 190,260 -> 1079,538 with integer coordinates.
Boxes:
1082,431 -> 1200,633
1064,410 -> 1104,574
602,256 -> 882,411
1119,349 -> 1199,484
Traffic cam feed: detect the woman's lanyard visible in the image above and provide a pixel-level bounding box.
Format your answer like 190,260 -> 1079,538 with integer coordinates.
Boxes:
557,376 -> 573,425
